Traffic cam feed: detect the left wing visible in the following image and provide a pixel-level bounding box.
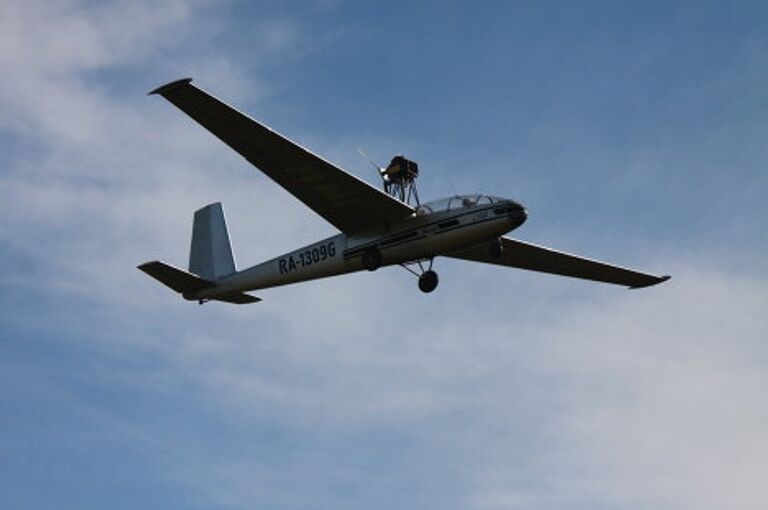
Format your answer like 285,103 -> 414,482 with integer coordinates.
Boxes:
149,78 -> 414,234
446,237 -> 670,289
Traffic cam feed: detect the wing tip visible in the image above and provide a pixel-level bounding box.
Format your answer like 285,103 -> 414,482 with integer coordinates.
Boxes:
148,77 -> 193,96
137,259 -> 163,271
629,274 -> 671,289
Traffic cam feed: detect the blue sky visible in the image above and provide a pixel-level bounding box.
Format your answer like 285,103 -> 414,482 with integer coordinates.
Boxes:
1,1 -> 767,509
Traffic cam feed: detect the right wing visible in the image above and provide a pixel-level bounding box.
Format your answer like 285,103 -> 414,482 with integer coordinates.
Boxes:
149,78 -> 414,234
446,237 -> 670,289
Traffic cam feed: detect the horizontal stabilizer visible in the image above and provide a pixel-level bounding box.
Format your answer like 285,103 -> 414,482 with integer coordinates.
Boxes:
138,260 -> 213,295
214,292 -> 261,304
138,261 -> 261,304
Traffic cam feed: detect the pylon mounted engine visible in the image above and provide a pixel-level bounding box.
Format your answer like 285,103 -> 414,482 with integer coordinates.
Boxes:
382,155 -> 420,206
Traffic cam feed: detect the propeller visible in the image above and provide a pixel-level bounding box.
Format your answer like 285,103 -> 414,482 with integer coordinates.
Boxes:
356,148 -> 389,185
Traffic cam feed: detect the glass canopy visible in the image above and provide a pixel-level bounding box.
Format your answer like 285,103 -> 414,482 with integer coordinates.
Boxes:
415,194 -> 506,215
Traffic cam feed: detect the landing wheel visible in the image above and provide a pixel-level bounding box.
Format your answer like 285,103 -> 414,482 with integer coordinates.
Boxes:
489,237 -> 504,258
361,248 -> 381,271
418,270 -> 439,293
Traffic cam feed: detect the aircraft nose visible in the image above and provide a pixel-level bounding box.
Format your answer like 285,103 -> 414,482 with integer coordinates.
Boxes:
510,202 -> 527,228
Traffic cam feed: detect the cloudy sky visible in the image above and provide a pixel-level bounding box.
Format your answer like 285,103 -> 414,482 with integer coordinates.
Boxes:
1,1 -> 767,509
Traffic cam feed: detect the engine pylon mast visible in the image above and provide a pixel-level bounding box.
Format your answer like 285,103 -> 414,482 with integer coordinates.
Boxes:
382,155 -> 420,206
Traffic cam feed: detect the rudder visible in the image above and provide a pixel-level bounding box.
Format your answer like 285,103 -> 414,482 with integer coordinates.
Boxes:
189,202 -> 236,280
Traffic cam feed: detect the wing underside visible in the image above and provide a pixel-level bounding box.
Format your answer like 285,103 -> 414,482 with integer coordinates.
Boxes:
447,237 -> 670,288
150,78 -> 414,234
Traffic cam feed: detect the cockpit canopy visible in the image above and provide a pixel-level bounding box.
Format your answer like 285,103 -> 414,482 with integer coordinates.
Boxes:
415,194 -> 511,215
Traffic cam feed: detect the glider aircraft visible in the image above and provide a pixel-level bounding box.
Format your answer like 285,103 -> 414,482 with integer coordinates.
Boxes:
139,78 -> 670,304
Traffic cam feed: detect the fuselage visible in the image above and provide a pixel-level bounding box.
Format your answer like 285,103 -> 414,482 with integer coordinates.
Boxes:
197,195 -> 526,299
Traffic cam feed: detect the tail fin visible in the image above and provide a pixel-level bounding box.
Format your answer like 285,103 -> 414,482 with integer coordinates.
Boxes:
138,203 -> 259,304
189,202 -> 236,280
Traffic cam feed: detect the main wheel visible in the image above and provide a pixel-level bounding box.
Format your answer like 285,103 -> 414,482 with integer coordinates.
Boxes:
418,270 -> 439,293
489,237 -> 504,258
361,248 -> 381,271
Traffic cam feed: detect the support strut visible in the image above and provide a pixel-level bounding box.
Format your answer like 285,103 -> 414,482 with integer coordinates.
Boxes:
400,257 -> 439,293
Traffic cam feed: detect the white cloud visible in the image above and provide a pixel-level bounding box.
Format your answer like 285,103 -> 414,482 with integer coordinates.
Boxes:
467,268 -> 768,510
84,261 -> 766,510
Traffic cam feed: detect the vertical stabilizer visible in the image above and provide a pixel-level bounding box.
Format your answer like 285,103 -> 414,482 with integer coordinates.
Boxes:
189,203 -> 236,280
